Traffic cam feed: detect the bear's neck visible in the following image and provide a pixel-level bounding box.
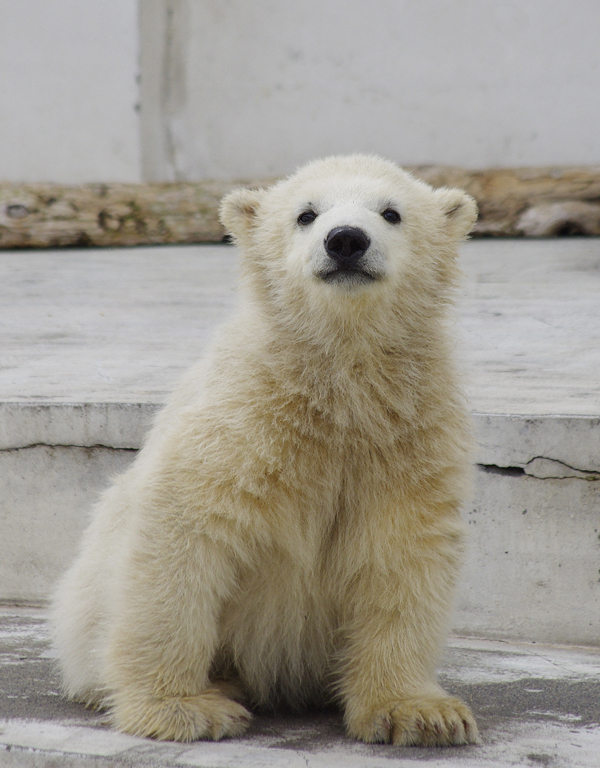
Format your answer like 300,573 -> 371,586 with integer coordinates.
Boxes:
234,304 -> 462,435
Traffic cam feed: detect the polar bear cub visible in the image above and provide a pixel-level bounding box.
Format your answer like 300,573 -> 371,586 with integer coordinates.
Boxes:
51,155 -> 479,746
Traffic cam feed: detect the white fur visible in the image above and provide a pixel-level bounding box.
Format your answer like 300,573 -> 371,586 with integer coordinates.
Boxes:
51,155 -> 479,746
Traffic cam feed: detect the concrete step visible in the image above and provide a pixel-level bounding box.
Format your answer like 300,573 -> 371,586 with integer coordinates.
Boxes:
1,240 -> 599,645
1,607 -> 599,767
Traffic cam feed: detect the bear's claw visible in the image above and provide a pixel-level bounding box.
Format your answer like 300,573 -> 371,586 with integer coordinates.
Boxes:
346,695 -> 480,747
113,689 -> 252,742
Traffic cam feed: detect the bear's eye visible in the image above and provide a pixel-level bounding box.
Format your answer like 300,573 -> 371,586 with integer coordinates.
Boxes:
382,208 -> 401,224
297,210 -> 317,226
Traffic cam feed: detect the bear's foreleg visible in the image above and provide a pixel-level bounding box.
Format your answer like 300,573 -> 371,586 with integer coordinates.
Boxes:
105,527 -> 251,742
338,519 -> 479,747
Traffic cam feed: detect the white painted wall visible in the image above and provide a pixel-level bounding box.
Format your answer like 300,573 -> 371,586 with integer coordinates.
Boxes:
0,0 -> 140,183
141,0 -> 600,181
1,1 -> 598,184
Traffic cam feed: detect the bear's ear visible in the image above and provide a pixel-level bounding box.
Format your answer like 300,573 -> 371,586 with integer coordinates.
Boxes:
434,188 -> 478,240
219,187 -> 266,242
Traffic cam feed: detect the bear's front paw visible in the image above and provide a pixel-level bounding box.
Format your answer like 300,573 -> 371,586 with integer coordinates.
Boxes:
346,695 -> 479,747
113,689 -> 252,742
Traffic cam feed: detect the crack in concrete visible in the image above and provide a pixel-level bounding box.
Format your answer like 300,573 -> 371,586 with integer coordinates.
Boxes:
478,457 -> 600,481
3,446 -> 598,481
526,456 -> 600,480
478,463 -> 526,477
0,443 -> 138,453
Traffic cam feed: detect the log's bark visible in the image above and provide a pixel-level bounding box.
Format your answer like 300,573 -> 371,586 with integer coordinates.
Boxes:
1,167 -> 600,248
0,181 -> 257,249
410,166 -> 600,237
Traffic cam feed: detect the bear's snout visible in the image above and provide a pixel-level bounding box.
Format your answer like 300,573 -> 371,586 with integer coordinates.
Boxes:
325,226 -> 370,267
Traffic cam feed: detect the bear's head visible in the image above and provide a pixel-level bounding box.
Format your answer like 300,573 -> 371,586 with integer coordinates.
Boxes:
220,155 -> 477,343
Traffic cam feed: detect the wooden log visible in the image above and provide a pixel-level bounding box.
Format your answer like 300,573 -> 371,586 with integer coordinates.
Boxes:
410,166 -> 600,236
1,167 -> 600,248
0,181 -> 257,249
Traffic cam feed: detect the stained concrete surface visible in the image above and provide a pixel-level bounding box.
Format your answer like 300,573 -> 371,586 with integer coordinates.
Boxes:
1,608 -> 599,767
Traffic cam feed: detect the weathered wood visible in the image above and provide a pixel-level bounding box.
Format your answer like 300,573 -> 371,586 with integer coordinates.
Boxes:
0,181 -> 257,249
1,167 -> 600,248
410,166 -> 600,236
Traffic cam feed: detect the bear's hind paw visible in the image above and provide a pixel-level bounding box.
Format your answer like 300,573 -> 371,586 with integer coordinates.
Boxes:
113,689 -> 252,742
346,695 -> 479,747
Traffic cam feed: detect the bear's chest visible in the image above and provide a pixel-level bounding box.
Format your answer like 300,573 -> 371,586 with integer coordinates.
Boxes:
217,541 -> 339,706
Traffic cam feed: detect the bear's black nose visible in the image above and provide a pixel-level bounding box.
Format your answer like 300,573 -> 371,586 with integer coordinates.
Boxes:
325,226 -> 371,265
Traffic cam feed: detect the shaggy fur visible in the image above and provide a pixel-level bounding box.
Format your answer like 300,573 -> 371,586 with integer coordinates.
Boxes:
51,155 -> 479,746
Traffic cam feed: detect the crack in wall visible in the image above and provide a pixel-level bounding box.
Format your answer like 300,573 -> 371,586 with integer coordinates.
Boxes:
2,446 -> 598,480
478,464 -> 526,477
0,443 -> 139,454
478,456 -> 600,481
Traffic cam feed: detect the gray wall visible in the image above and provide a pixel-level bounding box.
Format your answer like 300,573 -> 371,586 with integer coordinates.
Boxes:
0,0 -> 141,183
140,0 -> 600,181
1,1 -> 599,183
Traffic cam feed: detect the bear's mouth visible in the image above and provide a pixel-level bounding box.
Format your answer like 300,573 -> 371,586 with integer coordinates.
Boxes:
321,266 -> 378,285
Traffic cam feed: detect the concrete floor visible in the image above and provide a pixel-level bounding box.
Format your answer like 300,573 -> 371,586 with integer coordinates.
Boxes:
1,608 -> 599,768
1,239 -> 599,414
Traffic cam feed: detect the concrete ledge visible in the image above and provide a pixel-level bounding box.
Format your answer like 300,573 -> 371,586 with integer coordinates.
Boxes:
0,402 -> 158,451
2,403 -> 598,473
475,414 -> 600,476
1,240 -> 599,644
